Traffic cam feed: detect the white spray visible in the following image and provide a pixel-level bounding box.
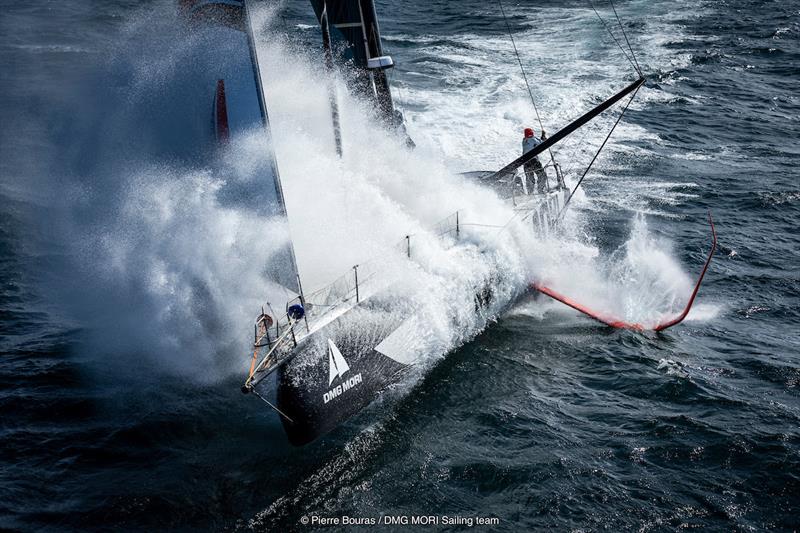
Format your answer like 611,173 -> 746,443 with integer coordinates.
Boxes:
43,3 -> 706,384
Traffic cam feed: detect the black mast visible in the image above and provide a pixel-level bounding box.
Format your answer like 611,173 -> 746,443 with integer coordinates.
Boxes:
357,0 -> 395,123
309,0 -> 397,125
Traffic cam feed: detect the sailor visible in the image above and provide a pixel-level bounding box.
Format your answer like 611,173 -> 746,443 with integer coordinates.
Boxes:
522,127 -> 549,193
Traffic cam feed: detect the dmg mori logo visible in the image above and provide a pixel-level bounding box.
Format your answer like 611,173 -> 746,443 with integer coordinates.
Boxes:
327,339 -> 350,385
323,339 -> 362,404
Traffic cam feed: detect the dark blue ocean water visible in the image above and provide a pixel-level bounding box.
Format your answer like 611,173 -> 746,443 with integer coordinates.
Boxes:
2,0 -> 799,531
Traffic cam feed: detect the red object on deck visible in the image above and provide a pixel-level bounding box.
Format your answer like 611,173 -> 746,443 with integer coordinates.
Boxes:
215,79 -> 229,143
533,213 -> 717,332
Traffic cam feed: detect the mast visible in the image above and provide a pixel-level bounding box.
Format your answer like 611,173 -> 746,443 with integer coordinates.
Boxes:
357,0 -> 395,123
309,0 -> 397,125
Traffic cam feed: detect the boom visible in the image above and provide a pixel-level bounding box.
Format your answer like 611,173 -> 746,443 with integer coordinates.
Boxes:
487,77 -> 645,182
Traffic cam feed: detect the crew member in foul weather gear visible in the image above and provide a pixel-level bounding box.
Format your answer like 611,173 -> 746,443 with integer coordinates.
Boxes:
522,127 -> 549,193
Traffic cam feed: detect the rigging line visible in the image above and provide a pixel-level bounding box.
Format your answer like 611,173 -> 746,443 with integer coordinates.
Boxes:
551,118 -> 594,174
562,117 -> 606,178
589,0 -> 639,76
549,105 -> 606,182
488,190 -> 539,237
493,208 -> 528,237
609,0 -> 641,76
459,222 -> 506,228
556,83 -> 641,220
496,0 -> 557,169
251,388 -> 295,423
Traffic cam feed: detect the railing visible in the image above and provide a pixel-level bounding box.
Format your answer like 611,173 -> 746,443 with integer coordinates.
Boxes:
433,211 -> 460,240
249,183 -> 567,375
253,210 -> 465,354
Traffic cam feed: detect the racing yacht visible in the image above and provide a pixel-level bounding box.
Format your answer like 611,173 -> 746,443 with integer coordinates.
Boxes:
179,0 -> 712,446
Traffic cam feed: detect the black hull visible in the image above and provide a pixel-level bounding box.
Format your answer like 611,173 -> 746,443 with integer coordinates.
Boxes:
258,254 -> 516,446
277,348 -> 407,446
273,300 -> 411,446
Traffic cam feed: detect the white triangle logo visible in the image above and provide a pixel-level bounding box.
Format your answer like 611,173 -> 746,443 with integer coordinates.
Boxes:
327,339 -> 350,386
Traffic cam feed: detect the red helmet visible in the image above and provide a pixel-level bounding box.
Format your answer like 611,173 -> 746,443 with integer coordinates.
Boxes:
524,127 -> 534,138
